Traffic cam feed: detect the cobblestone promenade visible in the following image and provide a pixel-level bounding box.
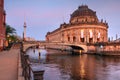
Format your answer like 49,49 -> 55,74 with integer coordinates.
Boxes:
0,49 -> 19,80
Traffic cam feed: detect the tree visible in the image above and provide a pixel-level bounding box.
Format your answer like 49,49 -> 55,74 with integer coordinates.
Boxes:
6,24 -> 16,36
6,24 -> 18,47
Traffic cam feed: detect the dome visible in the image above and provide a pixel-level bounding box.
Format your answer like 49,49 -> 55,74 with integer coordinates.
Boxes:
70,5 -> 99,23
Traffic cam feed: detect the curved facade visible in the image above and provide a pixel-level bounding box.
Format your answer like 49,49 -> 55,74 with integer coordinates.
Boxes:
46,5 -> 108,44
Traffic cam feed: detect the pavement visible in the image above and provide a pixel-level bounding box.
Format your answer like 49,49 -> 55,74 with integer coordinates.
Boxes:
0,49 -> 20,80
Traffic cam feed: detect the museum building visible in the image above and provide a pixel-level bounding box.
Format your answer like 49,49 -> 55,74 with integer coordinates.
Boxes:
46,5 -> 109,44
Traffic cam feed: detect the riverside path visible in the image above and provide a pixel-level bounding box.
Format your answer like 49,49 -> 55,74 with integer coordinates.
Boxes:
0,49 -> 20,80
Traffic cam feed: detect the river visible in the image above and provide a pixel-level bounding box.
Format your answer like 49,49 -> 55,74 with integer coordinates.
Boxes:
26,48 -> 120,80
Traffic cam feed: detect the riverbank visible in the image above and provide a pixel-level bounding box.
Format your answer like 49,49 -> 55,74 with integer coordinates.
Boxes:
0,48 -> 24,80
86,51 -> 120,56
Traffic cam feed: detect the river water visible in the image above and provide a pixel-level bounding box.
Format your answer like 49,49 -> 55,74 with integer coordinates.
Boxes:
26,48 -> 120,80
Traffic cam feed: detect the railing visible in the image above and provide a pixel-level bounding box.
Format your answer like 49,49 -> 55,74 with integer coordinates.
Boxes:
20,49 -> 31,80
20,45 -> 44,80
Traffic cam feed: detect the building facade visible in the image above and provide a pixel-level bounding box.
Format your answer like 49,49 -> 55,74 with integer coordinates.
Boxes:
0,0 -> 6,49
46,5 -> 108,44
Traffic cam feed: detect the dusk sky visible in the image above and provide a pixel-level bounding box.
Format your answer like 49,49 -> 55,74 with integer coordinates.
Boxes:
4,0 -> 120,40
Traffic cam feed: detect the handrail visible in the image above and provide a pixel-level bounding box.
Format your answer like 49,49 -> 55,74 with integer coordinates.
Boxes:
20,44 -> 44,80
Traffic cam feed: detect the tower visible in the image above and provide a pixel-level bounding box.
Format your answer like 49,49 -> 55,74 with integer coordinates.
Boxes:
0,0 -> 6,49
23,21 -> 27,41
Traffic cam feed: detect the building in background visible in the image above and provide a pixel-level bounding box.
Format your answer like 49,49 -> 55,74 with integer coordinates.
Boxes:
0,0 -> 6,50
46,5 -> 108,44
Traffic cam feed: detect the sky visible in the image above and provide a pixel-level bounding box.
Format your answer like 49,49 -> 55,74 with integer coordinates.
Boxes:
4,0 -> 120,40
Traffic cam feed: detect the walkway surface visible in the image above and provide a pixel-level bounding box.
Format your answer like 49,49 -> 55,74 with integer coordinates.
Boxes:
0,49 -> 19,80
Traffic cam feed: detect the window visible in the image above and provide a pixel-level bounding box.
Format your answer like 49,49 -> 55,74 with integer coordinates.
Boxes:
81,30 -> 84,38
73,36 -> 76,42
89,30 -> 93,38
68,37 -> 70,42
81,38 -> 84,43
98,32 -> 100,38
89,38 -> 93,43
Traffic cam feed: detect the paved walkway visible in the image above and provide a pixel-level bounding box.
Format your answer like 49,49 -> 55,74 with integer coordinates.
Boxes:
0,49 -> 19,80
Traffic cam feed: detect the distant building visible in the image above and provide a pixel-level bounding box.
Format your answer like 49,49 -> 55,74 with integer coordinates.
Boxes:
25,37 -> 35,41
46,5 -> 108,43
0,0 -> 6,50
114,38 -> 120,42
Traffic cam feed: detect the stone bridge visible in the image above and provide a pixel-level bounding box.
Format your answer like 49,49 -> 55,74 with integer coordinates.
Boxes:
22,41 -> 88,52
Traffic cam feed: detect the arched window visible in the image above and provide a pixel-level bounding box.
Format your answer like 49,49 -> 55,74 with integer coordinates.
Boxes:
89,30 -> 93,38
97,38 -> 100,42
89,38 -> 93,43
73,36 -> 76,42
68,36 -> 70,42
97,32 -> 100,42
98,32 -> 100,38
81,30 -> 84,38
80,37 -> 84,43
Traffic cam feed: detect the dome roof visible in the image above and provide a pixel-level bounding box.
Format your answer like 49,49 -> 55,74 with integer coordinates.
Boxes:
70,5 -> 99,23
71,5 -> 97,18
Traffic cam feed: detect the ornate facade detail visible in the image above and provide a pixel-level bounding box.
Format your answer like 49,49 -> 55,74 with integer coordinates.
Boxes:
46,5 -> 108,44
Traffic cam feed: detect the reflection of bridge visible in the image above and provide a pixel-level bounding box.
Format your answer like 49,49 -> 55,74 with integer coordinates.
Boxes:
23,41 -> 87,52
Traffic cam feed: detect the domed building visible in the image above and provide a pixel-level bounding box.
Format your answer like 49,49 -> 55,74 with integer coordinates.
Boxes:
46,5 -> 108,44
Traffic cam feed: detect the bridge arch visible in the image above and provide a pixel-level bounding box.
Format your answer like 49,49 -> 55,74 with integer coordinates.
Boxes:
22,41 -> 88,53
70,45 -> 84,50
68,44 -> 87,53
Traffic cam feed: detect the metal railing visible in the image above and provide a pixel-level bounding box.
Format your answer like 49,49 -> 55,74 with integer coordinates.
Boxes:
20,50 -> 31,80
20,44 -> 44,80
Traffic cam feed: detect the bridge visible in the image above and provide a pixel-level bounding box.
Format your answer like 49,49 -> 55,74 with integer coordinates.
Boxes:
22,41 -> 87,53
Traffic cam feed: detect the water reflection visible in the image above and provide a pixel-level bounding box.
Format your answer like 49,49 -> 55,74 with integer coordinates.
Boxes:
26,49 -> 120,80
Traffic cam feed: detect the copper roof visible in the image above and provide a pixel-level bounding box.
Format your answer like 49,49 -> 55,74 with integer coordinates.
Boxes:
71,5 -> 97,18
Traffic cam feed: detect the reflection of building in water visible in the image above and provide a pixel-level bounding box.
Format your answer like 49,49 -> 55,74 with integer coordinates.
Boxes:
46,5 -> 108,43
